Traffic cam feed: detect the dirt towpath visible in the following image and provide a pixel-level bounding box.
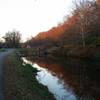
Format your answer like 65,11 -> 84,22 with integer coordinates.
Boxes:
0,49 -> 14,100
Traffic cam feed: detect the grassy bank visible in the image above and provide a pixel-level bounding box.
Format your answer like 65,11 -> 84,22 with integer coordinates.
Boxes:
4,53 -> 55,100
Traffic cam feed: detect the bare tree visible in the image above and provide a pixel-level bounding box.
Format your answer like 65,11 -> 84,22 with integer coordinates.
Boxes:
3,30 -> 21,48
73,0 -> 96,47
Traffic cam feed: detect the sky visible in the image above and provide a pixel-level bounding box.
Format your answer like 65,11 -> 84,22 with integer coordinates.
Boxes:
0,0 -> 74,41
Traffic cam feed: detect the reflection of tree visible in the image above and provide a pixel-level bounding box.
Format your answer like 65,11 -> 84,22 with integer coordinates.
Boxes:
26,57 -> 100,100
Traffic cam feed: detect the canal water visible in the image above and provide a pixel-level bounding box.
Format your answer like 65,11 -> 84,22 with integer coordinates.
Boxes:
22,57 -> 100,100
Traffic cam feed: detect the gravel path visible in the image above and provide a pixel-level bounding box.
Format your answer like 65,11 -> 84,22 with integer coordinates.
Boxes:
0,49 -> 14,100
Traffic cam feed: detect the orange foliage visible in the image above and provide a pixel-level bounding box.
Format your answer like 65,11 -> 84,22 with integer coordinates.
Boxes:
35,14 -> 79,40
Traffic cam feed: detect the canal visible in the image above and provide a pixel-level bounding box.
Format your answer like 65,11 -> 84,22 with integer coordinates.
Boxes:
22,57 -> 100,100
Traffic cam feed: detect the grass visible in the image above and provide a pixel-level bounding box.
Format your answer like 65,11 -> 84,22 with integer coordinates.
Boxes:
18,48 -> 36,56
4,52 -> 55,100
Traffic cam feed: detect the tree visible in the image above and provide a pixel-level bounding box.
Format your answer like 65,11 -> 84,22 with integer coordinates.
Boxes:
3,30 -> 21,48
96,0 -> 100,5
74,0 -> 97,47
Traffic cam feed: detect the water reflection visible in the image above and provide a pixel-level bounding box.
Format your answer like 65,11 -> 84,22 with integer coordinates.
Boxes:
23,58 -> 77,100
22,57 -> 100,100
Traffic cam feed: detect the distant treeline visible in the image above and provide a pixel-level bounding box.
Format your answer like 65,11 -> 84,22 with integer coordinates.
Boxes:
25,0 -> 100,48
